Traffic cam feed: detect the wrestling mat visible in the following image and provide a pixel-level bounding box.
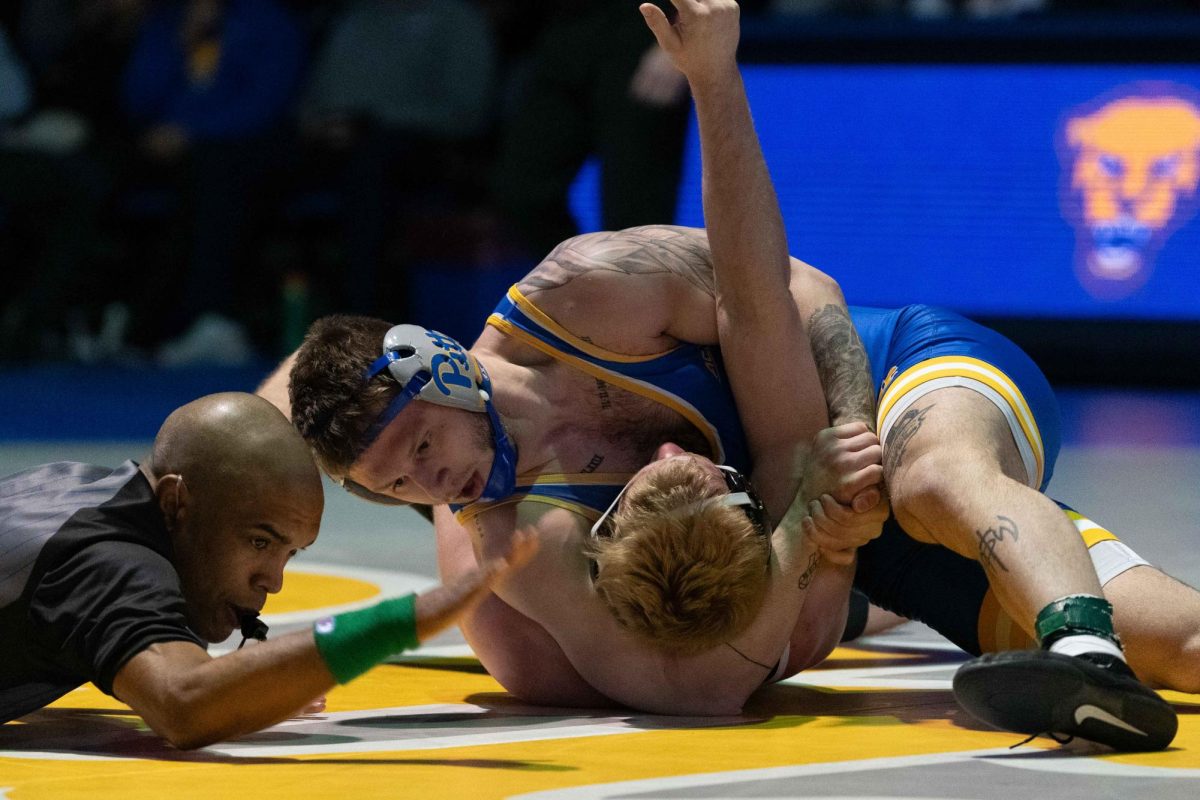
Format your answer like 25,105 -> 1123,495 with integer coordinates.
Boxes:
3,564 -> 1199,799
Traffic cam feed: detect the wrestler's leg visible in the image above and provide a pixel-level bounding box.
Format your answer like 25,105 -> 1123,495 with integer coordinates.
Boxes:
920,475 -> 1182,749
839,589 -> 909,642
1107,565 -> 1200,693
863,606 -> 911,637
885,386 -> 1103,637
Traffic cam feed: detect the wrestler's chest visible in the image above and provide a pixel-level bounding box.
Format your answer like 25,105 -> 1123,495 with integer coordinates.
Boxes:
536,370 -> 713,474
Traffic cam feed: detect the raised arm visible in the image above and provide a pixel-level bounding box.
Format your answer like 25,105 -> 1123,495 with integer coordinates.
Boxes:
646,2 -> 826,508
642,0 -> 878,658
642,1 -> 878,512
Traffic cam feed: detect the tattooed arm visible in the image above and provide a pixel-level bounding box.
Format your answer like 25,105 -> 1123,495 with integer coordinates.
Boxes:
516,220 -> 879,507
803,291 -> 877,431
644,0 -> 882,576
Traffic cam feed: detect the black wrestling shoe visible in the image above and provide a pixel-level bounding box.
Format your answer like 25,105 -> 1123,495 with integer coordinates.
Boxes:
952,649 -> 1177,751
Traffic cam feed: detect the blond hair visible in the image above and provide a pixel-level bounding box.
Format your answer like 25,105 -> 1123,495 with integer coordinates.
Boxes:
589,458 -> 769,654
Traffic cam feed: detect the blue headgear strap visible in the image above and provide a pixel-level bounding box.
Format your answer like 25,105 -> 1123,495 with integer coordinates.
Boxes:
361,337 -> 517,503
475,364 -> 518,502
359,359 -> 428,449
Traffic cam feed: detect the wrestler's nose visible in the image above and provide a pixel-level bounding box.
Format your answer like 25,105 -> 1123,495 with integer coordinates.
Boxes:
653,442 -> 685,461
410,464 -> 450,499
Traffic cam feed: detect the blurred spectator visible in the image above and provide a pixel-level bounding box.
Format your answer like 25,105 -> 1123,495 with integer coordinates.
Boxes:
300,0 -> 495,143
0,27 -> 31,124
121,0 -> 305,366
290,0 -> 497,317
0,2 -> 143,363
488,1 -> 693,257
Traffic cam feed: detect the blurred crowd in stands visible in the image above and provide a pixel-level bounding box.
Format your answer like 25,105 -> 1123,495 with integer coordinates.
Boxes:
0,0 -> 1193,366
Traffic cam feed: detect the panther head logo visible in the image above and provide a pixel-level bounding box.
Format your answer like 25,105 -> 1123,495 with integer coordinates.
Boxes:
1058,83 -> 1200,299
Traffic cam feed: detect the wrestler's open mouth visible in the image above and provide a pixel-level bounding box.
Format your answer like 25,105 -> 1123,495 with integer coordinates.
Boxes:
459,471 -> 482,501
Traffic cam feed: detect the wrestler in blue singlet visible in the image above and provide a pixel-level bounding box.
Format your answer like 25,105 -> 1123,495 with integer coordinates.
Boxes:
458,287 -> 1138,656
455,285 -> 751,526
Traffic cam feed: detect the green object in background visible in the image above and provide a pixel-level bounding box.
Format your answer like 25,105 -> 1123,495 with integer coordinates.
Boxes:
281,272 -> 311,354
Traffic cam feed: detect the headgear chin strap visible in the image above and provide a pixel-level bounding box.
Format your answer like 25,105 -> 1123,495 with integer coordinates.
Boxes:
360,325 -> 517,503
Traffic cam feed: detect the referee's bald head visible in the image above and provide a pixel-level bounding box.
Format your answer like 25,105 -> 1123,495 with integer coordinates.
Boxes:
149,392 -> 322,502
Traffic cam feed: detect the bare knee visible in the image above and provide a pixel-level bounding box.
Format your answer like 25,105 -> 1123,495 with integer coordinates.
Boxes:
888,448 -> 984,549
1109,566 -> 1200,693
1166,636 -> 1200,693
1130,633 -> 1200,693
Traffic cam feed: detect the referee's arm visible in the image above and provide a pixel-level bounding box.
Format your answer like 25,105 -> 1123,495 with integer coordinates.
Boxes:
112,540 -> 532,749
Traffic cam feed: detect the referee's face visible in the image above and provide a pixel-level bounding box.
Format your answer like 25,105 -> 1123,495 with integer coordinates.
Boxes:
175,475 -> 323,642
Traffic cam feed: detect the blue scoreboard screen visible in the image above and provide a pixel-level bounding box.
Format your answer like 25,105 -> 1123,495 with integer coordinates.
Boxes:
572,64 -> 1200,322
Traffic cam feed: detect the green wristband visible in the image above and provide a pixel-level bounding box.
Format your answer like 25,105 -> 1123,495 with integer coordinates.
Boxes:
1035,593 -> 1118,649
312,593 -> 419,684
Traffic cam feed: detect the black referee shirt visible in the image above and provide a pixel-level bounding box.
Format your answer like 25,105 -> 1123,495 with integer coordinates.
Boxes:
0,461 -> 204,723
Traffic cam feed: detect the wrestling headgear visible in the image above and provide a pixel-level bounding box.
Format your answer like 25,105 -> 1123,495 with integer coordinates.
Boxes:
356,325 -> 517,503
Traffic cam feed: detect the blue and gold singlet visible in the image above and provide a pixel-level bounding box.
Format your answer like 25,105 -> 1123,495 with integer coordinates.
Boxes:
454,286 -> 750,527
457,288 -> 1144,655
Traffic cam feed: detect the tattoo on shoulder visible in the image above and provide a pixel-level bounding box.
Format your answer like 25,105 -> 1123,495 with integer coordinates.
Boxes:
808,304 -> 876,429
797,551 -> 820,590
518,226 -> 715,296
581,454 -> 604,473
976,515 -> 1018,574
883,403 -> 934,477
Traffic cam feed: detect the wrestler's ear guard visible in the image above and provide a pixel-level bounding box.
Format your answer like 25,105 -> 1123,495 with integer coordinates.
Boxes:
358,325 -> 491,450
366,325 -> 489,413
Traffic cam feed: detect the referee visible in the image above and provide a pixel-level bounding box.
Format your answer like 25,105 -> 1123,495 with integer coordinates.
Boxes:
0,392 -> 531,748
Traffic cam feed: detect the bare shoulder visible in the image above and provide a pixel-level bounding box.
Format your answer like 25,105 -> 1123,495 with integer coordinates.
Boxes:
513,226 -> 716,355
519,226 -> 713,296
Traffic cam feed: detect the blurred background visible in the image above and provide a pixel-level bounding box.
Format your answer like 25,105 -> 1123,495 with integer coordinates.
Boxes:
1,0 -> 1198,442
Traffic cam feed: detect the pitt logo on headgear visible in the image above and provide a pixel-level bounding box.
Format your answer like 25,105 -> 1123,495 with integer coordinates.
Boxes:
1057,82 -> 1200,299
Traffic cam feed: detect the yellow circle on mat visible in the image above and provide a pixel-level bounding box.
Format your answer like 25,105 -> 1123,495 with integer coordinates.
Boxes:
261,570 -> 381,614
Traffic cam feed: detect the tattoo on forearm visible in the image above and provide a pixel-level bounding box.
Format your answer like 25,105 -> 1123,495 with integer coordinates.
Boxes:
976,515 -> 1019,574
581,454 -> 604,473
518,226 -> 716,296
797,552 -> 820,590
883,404 -> 933,477
808,304 -> 876,428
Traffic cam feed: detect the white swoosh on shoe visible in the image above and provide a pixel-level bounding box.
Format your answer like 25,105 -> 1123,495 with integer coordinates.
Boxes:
1073,704 -> 1147,736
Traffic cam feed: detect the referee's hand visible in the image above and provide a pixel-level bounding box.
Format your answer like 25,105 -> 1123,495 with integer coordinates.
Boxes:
414,531 -> 539,642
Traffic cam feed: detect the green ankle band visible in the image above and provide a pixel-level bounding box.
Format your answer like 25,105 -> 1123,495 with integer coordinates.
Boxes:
1035,593 -> 1118,649
313,594 -> 419,684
